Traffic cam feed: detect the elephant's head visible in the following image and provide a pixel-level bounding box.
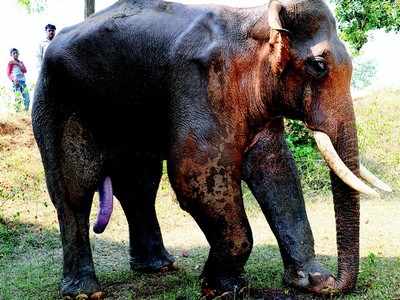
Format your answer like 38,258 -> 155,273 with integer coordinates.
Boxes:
251,0 -> 392,294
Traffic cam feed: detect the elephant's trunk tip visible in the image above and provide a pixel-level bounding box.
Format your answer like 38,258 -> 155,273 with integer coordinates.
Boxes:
93,176 -> 113,234
335,271 -> 358,294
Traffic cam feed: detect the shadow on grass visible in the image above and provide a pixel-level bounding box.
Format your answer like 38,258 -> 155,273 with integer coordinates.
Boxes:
0,220 -> 399,300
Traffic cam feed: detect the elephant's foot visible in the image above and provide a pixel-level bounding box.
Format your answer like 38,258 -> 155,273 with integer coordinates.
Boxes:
201,273 -> 247,300
130,250 -> 177,273
283,259 -> 336,294
61,274 -> 104,299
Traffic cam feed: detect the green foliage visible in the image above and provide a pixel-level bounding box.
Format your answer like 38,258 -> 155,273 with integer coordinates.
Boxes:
0,84 -> 35,113
13,90 -> 25,112
334,0 -> 400,51
285,120 -> 331,194
16,0 -> 47,13
358,252 -> 378,288
285,119 -> 315,148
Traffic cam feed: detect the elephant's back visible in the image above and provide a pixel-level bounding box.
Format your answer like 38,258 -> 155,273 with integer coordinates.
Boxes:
35,1 -> 228,153
41,0 -> 217,106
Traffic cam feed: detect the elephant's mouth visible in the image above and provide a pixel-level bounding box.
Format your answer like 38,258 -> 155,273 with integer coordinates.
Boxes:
312,131 -> 392,195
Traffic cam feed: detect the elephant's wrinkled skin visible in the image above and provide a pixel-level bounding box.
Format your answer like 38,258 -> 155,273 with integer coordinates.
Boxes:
32,0 -> 383,298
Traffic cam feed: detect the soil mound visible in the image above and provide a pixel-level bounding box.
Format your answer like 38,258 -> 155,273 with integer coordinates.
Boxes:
0,115 -> 34,151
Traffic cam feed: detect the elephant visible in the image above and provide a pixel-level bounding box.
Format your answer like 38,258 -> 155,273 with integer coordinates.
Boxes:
32,0 -> 391,298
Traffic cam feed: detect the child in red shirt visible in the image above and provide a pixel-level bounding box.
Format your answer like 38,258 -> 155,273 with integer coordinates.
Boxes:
7,48 -> 30,111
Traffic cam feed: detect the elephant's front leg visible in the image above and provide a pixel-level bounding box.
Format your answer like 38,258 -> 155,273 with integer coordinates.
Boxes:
169,142 -> 253,298
242,119 -> 334,292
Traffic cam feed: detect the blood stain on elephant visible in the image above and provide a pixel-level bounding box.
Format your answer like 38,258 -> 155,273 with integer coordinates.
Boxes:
224,223 -> 251,256
228,240 -> 235,249
224,203 -> 233,214
174,137 -> 245,224
206,167 -> 217,194
207,41 -> 280,153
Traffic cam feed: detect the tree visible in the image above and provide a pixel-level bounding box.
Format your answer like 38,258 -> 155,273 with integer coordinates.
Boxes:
84,0 -> 96,19
334,0 -> 400,51
16,0 -> 96,18
17,0 -> 46,13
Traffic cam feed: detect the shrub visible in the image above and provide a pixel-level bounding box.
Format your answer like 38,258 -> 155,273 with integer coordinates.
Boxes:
0,84 -> 34,113
285,119 -> 330,195
242,120 -> 331,203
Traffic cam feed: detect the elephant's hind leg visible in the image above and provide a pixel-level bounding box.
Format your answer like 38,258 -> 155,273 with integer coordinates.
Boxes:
111,154 -> 175,272
40,117 -> 104,298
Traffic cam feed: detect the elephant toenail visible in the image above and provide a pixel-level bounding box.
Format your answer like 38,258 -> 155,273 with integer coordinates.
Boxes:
297,271 -> 306,278
326,276 -> 337,287
90,291 -> 105,299
171,261 -> 179,270
309,272 -> 323,285
201,288 -> 217,299
215,292 -> 232,299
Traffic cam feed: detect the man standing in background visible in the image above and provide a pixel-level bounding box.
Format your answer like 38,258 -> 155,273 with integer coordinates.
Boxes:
37,24 -> 56,69
7,48 -> 30,111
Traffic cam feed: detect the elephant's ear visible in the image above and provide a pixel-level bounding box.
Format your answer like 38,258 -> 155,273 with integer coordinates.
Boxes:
268,30 -> 290,75
251,0 -> 290,74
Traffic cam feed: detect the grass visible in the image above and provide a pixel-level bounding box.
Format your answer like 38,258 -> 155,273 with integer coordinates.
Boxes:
355,89 -> 400,194
0,89 -> 399,299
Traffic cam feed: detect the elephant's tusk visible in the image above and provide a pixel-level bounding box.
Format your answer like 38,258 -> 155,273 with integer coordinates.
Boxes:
360,164 -> 392,192
313,131 -> 379,197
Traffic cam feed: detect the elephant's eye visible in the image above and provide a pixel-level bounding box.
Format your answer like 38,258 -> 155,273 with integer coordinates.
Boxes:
305,56 -> 328,79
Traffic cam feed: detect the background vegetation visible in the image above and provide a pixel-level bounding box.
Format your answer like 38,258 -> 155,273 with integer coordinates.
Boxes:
334,0 -> 400,52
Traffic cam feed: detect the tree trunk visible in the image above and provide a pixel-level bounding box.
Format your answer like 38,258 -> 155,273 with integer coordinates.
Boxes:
84,0 -> 95,19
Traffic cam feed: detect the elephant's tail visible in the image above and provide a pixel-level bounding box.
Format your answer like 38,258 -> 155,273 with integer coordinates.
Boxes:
93,176 -> 113,234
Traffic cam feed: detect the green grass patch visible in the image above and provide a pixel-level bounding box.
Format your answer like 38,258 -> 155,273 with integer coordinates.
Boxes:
0,215 -> 20,259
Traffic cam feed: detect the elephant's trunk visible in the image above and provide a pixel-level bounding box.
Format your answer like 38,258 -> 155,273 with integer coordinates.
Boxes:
331,124 -> 360,292
318,123 -> 360,292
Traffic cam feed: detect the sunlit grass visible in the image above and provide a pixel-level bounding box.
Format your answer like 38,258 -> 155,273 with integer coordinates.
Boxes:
355,89 -> 400,194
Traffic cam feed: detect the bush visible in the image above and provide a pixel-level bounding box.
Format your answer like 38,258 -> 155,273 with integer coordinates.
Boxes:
285,120 -> 330,195
0,84 -> 34,113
